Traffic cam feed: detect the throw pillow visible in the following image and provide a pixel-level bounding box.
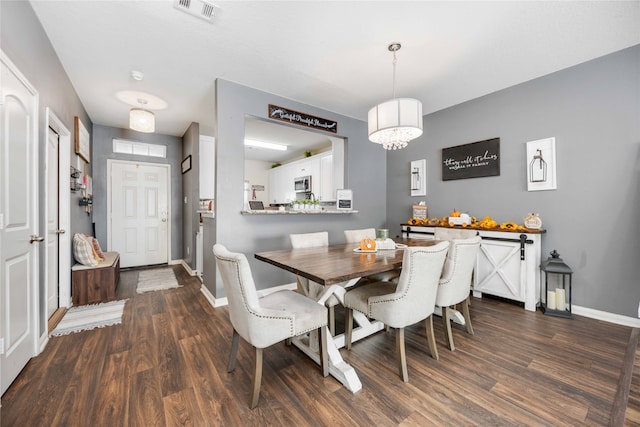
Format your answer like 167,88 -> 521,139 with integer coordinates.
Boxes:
73,233 -> 99,266
90,236 -> 106,261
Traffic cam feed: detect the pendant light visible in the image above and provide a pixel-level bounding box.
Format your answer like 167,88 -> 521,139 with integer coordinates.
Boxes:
368,42 -> 423,150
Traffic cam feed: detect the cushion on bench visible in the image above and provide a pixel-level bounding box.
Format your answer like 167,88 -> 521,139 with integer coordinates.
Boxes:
72,251 -> 119,271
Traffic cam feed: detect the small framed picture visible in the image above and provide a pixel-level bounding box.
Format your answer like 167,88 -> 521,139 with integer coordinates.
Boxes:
74,116 -> 90,163
181,155 -> 192,174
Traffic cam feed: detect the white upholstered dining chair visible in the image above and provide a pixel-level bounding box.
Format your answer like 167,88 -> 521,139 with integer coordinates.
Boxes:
213,244 -> 329,409
435,235 -> 482,351
344,228 -> 400,283
343,241 -> 450,382
434,227 -> 478,240
343,228 -> 377,243
289,231 -> 341,335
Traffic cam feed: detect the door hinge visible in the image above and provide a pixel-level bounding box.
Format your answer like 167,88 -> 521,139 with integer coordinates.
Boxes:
0,213 -> 4,230
0,338 -> 4,355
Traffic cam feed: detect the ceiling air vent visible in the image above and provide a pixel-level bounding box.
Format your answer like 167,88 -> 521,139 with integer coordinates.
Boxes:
173,0 -> 218,23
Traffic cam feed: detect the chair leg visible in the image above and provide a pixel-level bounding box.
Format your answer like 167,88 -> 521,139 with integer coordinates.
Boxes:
319,327 -> 329,377
328,305 -> 335,336
425,315 -> 439,360
442,306 -> 455,351
249,347 -> 263,409
396,327 -> 408,382
345,308 -> 353,350
227,329 -> 240,373
462,296 -> 474,335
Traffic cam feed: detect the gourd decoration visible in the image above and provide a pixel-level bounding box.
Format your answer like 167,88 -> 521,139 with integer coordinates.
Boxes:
359,238 -> 376,251
524,213 -> 543,229
450,209 -> 461,218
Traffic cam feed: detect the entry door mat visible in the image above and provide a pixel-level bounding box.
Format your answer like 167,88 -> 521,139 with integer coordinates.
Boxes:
51,299 -> 127,336
136,268 -> 181,294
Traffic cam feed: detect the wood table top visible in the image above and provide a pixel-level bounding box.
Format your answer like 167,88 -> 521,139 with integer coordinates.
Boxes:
255,238 -> 442,286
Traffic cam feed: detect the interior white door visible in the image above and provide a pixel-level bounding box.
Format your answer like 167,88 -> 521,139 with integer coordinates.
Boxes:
1,52 -> 39,395
109,161 -> 169,268
46,127 -> 59,318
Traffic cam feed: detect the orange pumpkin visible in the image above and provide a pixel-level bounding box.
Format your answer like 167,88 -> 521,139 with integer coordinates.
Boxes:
360,238 -> 376,251
450,209 -> 461,218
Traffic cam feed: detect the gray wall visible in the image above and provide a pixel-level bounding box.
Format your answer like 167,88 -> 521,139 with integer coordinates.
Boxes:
1,1 -> 93,337
387,45 -> 640,318
91,125 -> 184,260
181,122 -> 200,269
212,79 -> 387,297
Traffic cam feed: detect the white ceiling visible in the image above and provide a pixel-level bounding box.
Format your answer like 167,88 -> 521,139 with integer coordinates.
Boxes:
30,0 -> 640,143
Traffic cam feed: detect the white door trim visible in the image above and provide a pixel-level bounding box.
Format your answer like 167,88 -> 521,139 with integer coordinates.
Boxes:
44,108 -> 71,313
0,50 -> 40,367
107,159 -> 172,264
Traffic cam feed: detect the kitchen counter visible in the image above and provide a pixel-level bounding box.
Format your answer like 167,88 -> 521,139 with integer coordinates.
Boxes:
240,209 -> 358,215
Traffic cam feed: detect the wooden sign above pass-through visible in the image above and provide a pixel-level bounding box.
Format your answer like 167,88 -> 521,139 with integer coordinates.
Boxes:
442,138 -> 500,181
268,104 -> 337,133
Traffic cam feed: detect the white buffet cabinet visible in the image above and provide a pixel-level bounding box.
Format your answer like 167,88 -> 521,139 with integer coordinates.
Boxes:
401,225 -> 545,311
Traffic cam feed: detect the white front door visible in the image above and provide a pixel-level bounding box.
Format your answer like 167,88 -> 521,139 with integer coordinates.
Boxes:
1,52 -> 39,395
108,161 -> 169,268
46,127 -> 59,318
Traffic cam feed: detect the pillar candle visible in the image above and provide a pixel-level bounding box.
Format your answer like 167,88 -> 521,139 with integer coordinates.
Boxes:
556,288 -> 566,311
546,291 -> 556,310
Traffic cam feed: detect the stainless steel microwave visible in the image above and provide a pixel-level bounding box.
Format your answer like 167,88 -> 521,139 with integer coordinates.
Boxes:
294,176 -> 311,193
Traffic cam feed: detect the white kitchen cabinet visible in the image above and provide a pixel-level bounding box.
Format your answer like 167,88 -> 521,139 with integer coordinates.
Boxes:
269,154 -> 333,203
319,153 -> 334,201
401,225 -> 544,311
268,163 -> 296,204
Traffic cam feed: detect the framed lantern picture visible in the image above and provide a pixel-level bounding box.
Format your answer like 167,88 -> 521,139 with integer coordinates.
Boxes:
526,137 -> 557,191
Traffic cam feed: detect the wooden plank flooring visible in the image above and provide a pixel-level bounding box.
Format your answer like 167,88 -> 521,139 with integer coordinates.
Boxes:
0,265 -> 635,426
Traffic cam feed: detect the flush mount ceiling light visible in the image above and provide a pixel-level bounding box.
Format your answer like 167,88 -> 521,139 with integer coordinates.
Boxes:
368,42 -> 423,150
244,139 -> 287,151
129,99 -> 155,133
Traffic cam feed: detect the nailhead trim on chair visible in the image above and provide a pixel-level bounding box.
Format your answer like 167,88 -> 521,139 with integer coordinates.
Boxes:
438,239 -> 478,287
367,248 -> 421,315
216,252 -> 327,337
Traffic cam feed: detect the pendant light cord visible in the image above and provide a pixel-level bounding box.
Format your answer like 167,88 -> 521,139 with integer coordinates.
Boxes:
392,50 -> 397,99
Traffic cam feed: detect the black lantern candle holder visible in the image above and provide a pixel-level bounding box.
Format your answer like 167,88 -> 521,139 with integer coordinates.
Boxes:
540,250 -> 573,318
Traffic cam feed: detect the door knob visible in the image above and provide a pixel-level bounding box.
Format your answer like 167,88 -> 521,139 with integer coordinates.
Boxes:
162,218 -> 167,222
29,235 -> 45,244
55,229 -> 66,234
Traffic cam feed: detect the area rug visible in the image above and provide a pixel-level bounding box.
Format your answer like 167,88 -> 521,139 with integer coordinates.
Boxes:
136,268 -> 181,294
51,299 -> 127,336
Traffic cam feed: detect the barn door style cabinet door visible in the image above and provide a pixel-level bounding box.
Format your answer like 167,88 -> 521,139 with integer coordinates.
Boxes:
401,225 -> 544,311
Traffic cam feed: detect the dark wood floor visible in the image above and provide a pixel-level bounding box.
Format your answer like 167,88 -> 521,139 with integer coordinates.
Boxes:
1,265 -> 636,426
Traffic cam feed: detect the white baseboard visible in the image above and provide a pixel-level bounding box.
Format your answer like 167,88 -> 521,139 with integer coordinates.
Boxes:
200,284 -> 221,307
171,259 -> 198,276
39,333 -> 49,353
200,282 -> 297,308
573,305 -> 640,328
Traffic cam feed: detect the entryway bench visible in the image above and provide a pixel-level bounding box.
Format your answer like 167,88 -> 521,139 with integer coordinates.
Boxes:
71,251 -> 120,305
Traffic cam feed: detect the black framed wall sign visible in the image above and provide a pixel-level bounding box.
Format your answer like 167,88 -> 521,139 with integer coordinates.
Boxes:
442,138 -> 500,180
